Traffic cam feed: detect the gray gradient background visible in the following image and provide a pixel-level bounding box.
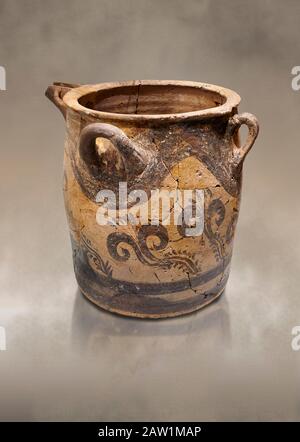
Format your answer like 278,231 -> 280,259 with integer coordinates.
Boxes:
0,0 -> 300,421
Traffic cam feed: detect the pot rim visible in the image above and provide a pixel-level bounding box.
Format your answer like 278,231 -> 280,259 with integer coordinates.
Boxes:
63,80 -> 241,123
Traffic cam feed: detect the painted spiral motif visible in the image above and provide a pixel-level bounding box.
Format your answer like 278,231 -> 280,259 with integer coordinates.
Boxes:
107,225 -> 200,274
81,195 -> 235,278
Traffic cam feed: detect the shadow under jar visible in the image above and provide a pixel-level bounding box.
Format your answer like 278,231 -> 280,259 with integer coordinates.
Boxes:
46,80 -> 259,318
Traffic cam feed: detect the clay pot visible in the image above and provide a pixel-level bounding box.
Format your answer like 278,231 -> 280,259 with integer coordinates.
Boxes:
46,80 -> 259,318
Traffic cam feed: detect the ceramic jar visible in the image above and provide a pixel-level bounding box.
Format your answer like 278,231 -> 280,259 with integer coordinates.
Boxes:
46,80 -> 259,318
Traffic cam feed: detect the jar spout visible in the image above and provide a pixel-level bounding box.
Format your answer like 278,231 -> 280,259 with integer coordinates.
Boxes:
45,82 -> 80,120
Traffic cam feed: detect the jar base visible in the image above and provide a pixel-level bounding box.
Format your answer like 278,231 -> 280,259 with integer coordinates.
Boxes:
72,238 -> 230,319
78,285 -> 225,319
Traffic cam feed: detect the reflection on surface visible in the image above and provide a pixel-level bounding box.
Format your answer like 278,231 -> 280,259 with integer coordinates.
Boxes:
71,288 -> 231,355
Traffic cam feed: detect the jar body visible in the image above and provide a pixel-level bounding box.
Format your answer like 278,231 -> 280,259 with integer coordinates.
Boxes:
63,110 -> 241,318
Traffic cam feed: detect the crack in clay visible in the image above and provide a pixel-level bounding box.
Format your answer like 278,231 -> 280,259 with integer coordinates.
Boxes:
161,159 -> 179,188
134,82 -> 141,115
187,272 -> 197,294
154,272 -> 161,283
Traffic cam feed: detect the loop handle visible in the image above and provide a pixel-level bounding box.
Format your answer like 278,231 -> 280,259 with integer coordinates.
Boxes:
226,112 -> 259,166
79,123 -> 151,177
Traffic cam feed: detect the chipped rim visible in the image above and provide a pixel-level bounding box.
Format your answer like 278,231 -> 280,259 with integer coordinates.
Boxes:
63,80 -> 241,123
